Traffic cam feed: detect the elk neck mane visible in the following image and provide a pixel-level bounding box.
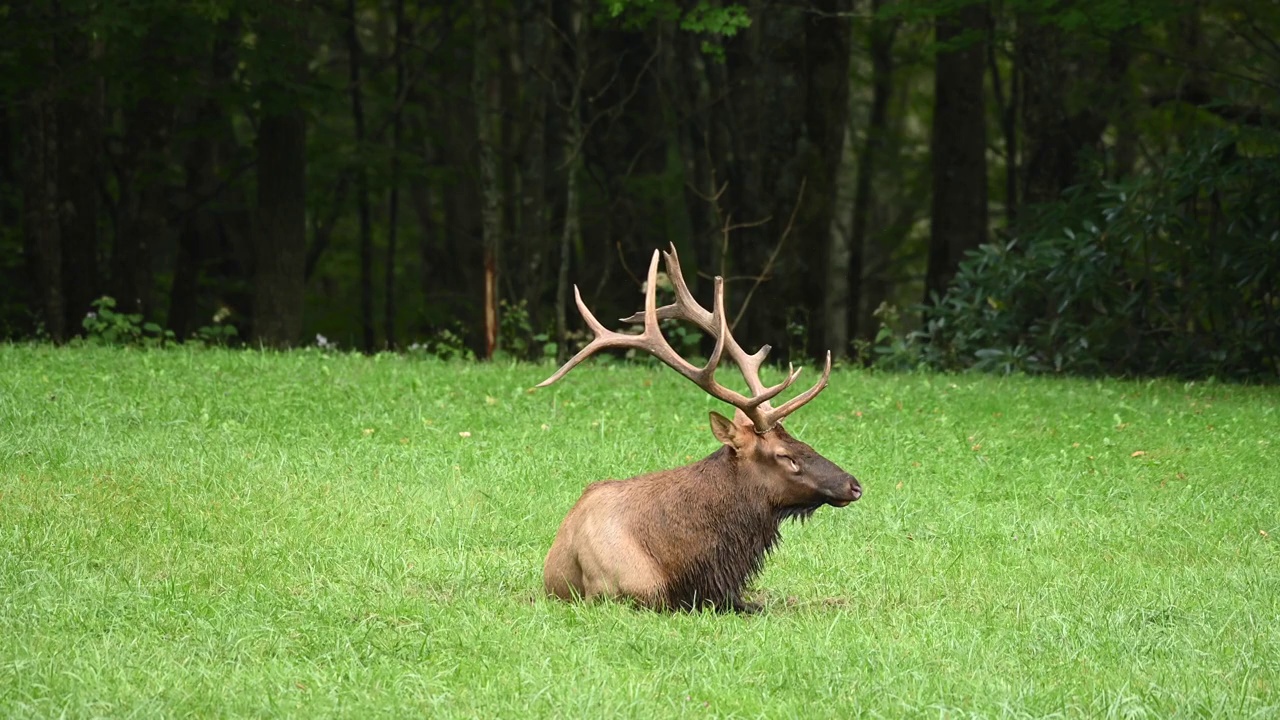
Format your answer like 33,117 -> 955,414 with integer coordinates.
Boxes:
642,445 -> 823,610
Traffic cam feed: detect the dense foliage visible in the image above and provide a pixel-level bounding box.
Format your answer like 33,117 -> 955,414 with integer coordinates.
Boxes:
906,129 -> 1280,380
1,0 -> 1277,378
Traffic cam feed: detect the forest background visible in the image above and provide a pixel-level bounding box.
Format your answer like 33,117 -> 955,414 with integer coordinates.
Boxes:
2,0 -> 1277,380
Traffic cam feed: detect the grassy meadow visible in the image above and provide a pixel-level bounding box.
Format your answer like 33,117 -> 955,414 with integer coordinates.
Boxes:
1,344 -> 1277,717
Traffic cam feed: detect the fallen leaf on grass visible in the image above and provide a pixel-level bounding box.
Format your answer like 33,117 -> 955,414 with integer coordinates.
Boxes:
1261,530 -> 1270,538
362,428 -> 374,436
1131,450 -> 1146,457
458,431 -> 471,438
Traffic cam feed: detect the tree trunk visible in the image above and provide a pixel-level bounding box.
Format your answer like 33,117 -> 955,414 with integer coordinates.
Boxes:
384,0 -> 406,349
849,0 -> 896,344
474,3 -> 504,358
251,2 -> 309,349
57,36 -> 101,331
170,121 -> 215,339
170,19 -> 240,339
517,0 -> 551,329
253,108 -> 307,348
24,98 -> 65,342
925,3 -> 988,303
113,25 -> 176,318
802,0 -> 853,358
823,120 -> 854,358
555,0 -> 588,365
556,157 -> 580,366
987,9 -> 1018,223
1016,5 -> 1117,207
347,0 -> 376,353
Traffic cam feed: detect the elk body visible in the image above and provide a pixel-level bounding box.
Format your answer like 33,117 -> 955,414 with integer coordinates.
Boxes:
539,245 -> 862,612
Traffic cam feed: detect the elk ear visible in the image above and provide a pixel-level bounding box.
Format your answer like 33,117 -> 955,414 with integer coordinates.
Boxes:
709,411 -> 745,450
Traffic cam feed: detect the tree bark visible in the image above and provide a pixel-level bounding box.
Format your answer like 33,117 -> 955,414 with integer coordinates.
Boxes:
849,0 -> 895,344
347,0 -> 376,353
24,97 -> 64,341
801,0 -> 853,358
986,9 -> 1017,223
555,1 -> 588,366
556,157 -> 580,366
1015,6 -> 1107,206
474,3 -> 504,358
57,35 -> 101,331
113,24 -> 177,318
517,0 -> 551,329
252,4 -> 309,349
925,2 -> 988,303
170,21 -> 239,339
384,0 -> 406,350
170,122 -> 214,339
823,119 -> 854,358
253,107 -> 307,348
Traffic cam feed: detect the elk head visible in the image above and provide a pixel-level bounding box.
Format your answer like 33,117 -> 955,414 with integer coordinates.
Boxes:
709,410 -> 862,520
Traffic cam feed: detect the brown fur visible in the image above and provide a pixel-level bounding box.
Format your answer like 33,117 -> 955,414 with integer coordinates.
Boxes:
543,411 -> 861,612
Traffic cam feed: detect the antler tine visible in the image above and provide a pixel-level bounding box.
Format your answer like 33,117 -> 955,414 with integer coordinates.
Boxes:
613,243 -> 821,431
621,244 -> 771,390
618,243 -> 710,327
757,351 -> 833,429
701,277 -> 730,381
538,252 -> 755,408
544,245 -> 833,432
535,284 -> 624,387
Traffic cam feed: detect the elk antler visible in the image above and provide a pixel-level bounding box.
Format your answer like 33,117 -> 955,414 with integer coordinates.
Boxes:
538,244 -> 831,433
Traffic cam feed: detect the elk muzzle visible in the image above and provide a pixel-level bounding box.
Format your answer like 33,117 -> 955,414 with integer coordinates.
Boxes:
826,473 -> 862,507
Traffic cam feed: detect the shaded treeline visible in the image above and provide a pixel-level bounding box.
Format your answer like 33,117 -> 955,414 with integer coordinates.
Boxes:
1,0 -> 1277,375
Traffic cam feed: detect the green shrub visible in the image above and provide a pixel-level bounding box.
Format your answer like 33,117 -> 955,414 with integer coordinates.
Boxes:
904,130 -> 1280,380
81,297 -> 177,347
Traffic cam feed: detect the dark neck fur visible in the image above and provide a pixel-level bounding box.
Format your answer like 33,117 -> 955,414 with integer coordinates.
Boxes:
652,447 -> 800,611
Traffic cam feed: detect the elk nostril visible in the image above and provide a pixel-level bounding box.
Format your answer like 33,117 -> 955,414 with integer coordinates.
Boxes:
850,479 -> 862,500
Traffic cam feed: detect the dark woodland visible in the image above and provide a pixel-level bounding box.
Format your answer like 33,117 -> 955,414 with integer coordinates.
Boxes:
2,0 -> 1278,379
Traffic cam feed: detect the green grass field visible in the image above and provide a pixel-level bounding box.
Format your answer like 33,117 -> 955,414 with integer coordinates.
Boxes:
1,345 -> 1277,718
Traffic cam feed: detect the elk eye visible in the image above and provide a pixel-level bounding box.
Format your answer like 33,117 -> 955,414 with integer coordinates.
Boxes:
777,454 -> 799,473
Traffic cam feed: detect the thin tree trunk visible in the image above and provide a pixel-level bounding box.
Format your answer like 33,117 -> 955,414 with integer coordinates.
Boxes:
113,23 -> 178,318
252,4 -> 308,349
474,3 -> 503,358
25,97 -> 64,341
802,0 -> 853,359
925,3 -> 988,303
555,0 -> 587,365
170,123 -> 214,339
823,119 -> 854,358
556,157 -> 579,366
518,0 -> 551,328
57,33 -> 101,331
170,20 -> 239,339
346,0 -> 375,353
987,9 -> 1017,223
253,107 -> 307,348
384,0 -> 406,349
850,0 -> 896,344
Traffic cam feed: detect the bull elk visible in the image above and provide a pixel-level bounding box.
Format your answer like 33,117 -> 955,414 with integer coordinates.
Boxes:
538,244 -> 862,612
